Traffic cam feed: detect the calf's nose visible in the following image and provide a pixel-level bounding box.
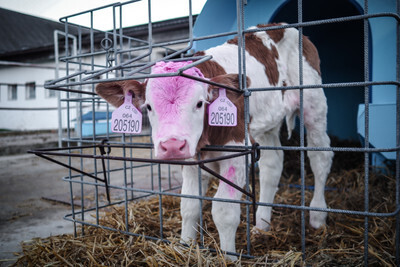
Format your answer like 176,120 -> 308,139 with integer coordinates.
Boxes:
158,138 -> 191,159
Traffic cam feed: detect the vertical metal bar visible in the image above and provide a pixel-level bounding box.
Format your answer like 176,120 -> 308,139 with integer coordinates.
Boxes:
130,136 -> 134,200
197,154 -> 204,247
112,5 -> 119,78
236,0 -> 244,90
297,0 -> 306,261
236,0 -> 252,256
78,25 -> 85,236
100,149 -> 111,203
148,0 -> 155,193
119,4 -> 124,77
53,31 -> 62,148
395,0 -> 400,265
123,133 -> 130,232
158,164 -> 164,239
147,0 -> 153,66
63,18 -> 78,238
250,145 -> 258,226
188,0 -> 194,52
86,10 -> 100,226
104,31 -> 112,194
65,24 -> 73,148
168,164 -> 172,189
363,1 -> 370,266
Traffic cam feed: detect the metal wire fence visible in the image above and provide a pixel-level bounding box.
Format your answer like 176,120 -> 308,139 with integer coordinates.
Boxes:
28,0 -> 400,265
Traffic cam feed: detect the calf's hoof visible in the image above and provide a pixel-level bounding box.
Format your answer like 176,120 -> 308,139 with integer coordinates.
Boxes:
310,210 -> 327,229
224,253 -> 238,262
253,217 -> 271,234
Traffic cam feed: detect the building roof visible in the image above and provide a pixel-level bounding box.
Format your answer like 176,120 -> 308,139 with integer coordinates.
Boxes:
0,7 -> 197,61
0,8 -> 70,58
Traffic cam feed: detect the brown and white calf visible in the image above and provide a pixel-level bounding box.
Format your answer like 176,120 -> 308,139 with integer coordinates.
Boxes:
96,23 -> 333,259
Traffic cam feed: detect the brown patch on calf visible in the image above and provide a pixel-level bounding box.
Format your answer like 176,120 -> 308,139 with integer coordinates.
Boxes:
193,53 -> 247,150
257,23 -> 285,43
194,51 -> 227,78
227,34 -> 280,86
302,36 -> 321,76
193,53 -> 254,151
196,74 -> 248,152
254,23 -> 321,76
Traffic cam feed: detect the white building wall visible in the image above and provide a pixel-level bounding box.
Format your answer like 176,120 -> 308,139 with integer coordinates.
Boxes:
0,40 -> 188,131
0,63 -> 73,131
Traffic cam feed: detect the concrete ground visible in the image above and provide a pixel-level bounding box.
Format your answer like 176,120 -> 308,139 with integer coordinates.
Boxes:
0,131 -> 182,266
0,152 -> 74,266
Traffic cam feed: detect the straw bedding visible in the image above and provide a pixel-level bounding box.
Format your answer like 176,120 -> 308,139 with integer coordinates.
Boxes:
14,135 -> 397,266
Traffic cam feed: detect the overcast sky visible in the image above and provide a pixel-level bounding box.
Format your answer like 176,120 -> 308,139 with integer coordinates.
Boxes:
0,0 -> 206,30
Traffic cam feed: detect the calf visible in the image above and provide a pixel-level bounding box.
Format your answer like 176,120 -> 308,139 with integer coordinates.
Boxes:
96,23 -> 333,259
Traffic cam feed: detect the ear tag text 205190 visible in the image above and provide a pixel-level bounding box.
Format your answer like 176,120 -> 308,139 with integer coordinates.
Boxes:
111,91 -> 142,134
208,88 -> 237,127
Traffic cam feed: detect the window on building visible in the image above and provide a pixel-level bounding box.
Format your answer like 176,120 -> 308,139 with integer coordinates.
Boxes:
8,84 -> 17,100
47,89 -> 57,98
45,80 -> 57,98
25,82 -> 36,100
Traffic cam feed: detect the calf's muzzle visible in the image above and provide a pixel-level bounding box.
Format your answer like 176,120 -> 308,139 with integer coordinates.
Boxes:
157,138 -> 191,159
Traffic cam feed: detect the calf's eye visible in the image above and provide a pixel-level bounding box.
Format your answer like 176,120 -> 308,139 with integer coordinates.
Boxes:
196,101 -> 203,109
146,104 -> 152,111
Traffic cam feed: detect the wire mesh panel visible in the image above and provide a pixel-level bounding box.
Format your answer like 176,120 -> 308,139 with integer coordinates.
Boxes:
28,0 -> 400,265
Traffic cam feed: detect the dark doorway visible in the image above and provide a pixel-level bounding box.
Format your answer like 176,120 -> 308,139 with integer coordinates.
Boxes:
271,0 -> 366,140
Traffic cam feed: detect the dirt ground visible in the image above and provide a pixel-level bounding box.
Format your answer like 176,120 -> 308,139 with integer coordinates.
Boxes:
0,132 -> 182,266
0,153 -> 73,265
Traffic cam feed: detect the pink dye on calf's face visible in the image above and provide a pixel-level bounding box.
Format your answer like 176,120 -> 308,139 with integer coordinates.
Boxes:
220,166 -> 236,198
149,61 -> 205,139
150,61 -> 204,123
146,61 -> 208,159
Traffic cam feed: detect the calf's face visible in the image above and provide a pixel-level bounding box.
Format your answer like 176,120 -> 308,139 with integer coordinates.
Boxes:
95,61 -> 208,160
144,62 -> 208,159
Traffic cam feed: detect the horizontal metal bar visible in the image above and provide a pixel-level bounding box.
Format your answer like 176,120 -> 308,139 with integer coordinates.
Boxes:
180,72 -> 243,93
28,145 -> 400,165
44,73 -> 400,97
47,87 -> 97,96
67,164 -> 156,181
249,80 -> 400,93
200,163 -> 254,199
63,187 -> 179,213
205,144 -> 400,153
28,142 -> 400,161
45,70 -> 87,86
35,153 -> 106,184
255,201 -> 400,218
29,148 -> 250,166
257,145 -> 400,153
0,107 -> 60,111
59,2 -> 125,22
62,174 -> 400,219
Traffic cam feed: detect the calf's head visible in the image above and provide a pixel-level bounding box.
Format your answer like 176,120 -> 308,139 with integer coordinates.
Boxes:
96,61 -> 243,160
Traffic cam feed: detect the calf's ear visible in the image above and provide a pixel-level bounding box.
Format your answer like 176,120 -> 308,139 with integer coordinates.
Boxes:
96,80 -> 146,108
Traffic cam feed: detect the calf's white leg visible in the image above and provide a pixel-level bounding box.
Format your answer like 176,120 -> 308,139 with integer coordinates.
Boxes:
180,165 -> 210,244
211,154 -> 246,260
304,90 -> 334,228
307,134 -> 333,229
253,127 -> 284,231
